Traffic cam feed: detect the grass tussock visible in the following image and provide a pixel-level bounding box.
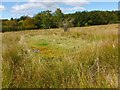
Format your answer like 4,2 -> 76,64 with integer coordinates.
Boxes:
2,24 -> 118,88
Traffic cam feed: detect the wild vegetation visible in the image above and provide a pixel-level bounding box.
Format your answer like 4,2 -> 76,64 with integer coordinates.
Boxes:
2,24 -> 118,88
2,9 -> 119,32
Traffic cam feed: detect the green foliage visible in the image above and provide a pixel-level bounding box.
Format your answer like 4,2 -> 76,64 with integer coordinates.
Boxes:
2,9 -> 119,32
2,20 -> 18,32
53,8 -> 64,28
23,17 -> 37,30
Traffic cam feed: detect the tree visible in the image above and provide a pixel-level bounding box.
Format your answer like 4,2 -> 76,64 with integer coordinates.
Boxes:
17,20 -> 24,30
34,10 -> 53,29
62,18 -> 74,32
53,8 -> 64,28
41,10 -> 53,29
2,10 -> 119,32
23,17 -> 37,30
2,20 -> 18,32
10,18 -> 14,21
19,16 -> 28,21
33,13 -> 42,29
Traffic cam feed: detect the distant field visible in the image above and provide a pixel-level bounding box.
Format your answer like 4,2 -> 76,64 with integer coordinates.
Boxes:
2,24 -> 118,88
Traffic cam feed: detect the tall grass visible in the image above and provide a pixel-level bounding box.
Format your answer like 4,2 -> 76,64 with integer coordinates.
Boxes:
2,24 -> 118,88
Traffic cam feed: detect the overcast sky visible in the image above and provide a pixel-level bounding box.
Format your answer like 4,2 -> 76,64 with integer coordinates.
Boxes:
0,0 -> 118,19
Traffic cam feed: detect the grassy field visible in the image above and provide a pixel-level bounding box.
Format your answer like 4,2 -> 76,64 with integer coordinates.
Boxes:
2,24 -> 118,88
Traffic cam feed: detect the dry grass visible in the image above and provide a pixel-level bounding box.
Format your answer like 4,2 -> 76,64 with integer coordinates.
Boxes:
2,24 -> 118,88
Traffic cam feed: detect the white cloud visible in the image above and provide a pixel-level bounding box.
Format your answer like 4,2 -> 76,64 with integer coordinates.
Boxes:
60,0 -> 89,13
2,0 -> 119,2
61,0 -> 89,6
61,6 -> 86,14
0,5 -> 5,11
29,0 -> 89,2
12,2 -> 58,13
28,0 -> 119,2
11,0 -> 89,16
63,7 -> 86,12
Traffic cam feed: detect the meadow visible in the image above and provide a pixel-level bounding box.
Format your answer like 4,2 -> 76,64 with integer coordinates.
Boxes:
2,24 -> 118,88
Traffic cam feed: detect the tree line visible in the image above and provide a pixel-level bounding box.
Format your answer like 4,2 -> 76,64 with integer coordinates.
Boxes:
1,8 -> 119,32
